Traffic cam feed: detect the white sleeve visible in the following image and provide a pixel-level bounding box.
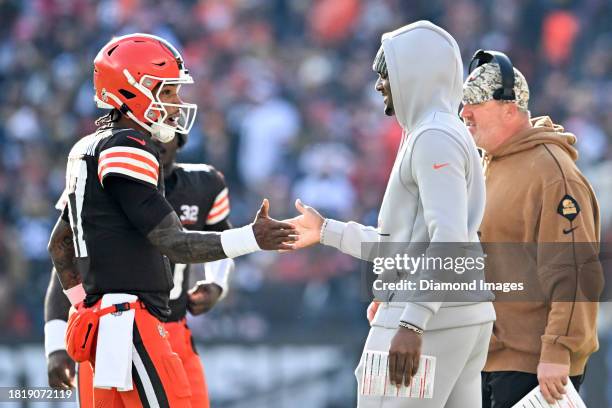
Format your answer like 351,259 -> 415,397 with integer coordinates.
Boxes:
55,189 -> 68,211
399,130 -> 470,330
201,258 -> 235,300
320,219 -> 380,261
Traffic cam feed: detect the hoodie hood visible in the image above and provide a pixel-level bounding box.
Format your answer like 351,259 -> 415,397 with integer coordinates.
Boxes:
381,21 -> 463,131
489,116 -> 578,161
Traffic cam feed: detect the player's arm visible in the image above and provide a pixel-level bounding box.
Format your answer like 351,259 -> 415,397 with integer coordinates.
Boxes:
46,211 -> 80,389
148,200 -> 295,262
47,214 -> 84,303
187,219 -> 235,306
44,268 -> 75,389
98,135 -> 295,262
44,268 -> 71,323
148,211 -> 226,263
103,176 -> 296,264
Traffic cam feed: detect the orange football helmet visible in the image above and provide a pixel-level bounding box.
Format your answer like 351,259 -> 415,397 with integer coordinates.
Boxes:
93,33 -> 197,142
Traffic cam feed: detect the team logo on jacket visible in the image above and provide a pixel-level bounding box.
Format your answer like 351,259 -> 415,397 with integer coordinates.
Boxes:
557,194 -> 580,221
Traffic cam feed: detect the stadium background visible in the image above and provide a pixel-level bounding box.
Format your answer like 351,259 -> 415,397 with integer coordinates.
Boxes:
0,0 -> 610,406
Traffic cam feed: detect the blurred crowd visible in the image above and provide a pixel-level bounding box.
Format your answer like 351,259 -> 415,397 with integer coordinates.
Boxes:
0,0 -> 610,346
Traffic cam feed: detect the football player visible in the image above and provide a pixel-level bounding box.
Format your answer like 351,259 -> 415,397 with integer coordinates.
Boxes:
45,132 -> 232,407
47,33 -> 296,407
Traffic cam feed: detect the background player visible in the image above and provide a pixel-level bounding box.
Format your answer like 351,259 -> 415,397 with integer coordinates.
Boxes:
48,33 -> 296,407
45,132 -> 232,407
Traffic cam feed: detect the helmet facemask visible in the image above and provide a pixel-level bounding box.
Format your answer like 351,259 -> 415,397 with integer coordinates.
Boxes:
124,71 -> 197,143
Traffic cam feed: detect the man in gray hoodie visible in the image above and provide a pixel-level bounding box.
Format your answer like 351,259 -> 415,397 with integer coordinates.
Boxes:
288,21 -> 495,407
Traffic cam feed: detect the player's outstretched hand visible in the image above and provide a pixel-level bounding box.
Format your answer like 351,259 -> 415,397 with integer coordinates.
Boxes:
253,199 -> 298,251
283,199 -> 324,249
47,350 -> 76,389
188,282 -> 222,315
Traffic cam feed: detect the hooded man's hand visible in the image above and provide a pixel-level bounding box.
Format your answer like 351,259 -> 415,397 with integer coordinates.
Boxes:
388,327 -> 422,388
283,199 -> 324,250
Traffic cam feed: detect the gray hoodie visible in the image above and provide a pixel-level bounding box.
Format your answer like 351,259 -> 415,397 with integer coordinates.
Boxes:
321,21 -> 495,331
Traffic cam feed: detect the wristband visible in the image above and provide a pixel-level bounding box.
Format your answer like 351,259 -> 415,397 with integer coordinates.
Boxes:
44,319 -> 67,358
399,320 -> 424,335
220,225 -> 261,258
63,283 -> 86,306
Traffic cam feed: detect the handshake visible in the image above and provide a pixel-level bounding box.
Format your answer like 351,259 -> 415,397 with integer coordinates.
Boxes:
251,198 -> 325,252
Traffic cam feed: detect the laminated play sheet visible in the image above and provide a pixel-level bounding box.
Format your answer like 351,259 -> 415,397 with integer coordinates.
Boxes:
512,381 -> 586,408
360,351 -> 435,398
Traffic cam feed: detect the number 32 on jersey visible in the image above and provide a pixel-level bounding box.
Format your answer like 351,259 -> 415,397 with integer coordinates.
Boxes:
180,205 -> 199,224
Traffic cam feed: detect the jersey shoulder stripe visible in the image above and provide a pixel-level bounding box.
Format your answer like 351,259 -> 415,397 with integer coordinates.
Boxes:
98,146 -> 159,186
207,187 -> 230,225
99,151 -> 159,172
206,204 -> 230,225
211,187 -> 228,206
98,166 -> 158,186
98,162 -> 158,185
99,146 -> 158,168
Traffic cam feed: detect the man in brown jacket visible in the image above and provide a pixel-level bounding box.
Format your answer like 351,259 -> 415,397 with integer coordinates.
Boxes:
460,53 -> 602,407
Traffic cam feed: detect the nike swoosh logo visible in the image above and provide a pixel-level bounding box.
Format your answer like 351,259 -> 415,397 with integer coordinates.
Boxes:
433,163 -> 449,170
563,226 -> 578,234
127,136 -> 146,146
